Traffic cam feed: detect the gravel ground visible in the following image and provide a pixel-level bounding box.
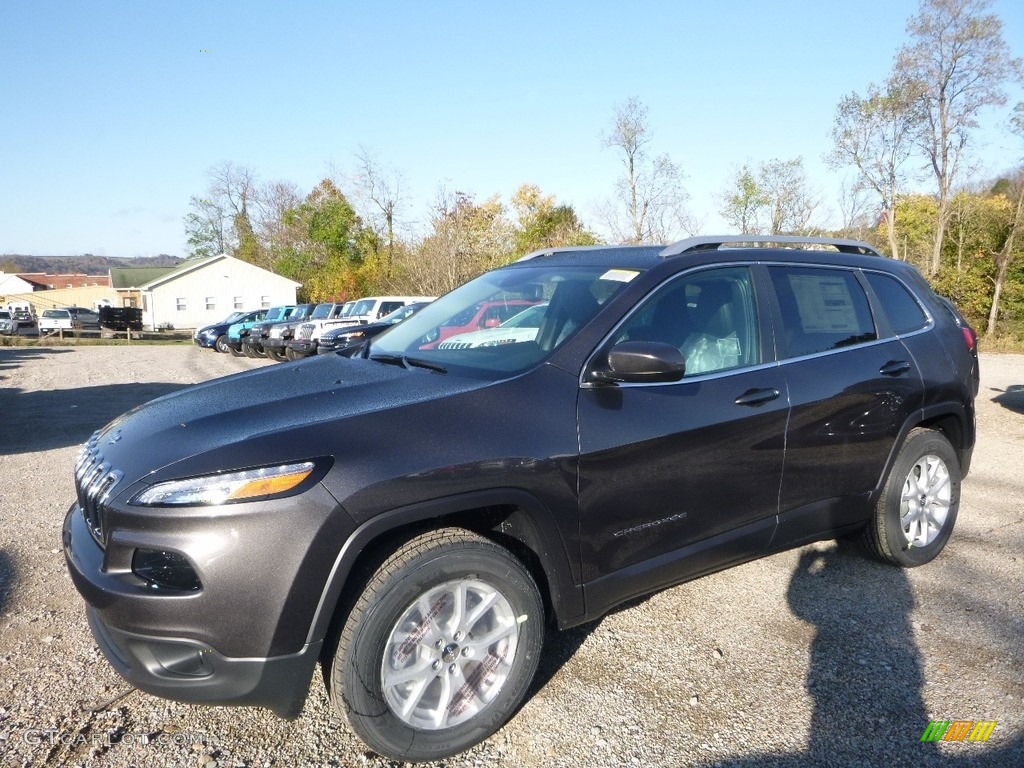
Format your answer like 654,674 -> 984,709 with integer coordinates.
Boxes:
0,345 -> 1021,768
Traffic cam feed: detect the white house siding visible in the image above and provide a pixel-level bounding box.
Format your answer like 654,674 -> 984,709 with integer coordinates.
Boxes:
142,256 -> 299,330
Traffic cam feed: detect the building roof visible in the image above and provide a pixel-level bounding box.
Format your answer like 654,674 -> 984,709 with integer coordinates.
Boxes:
109,267 -> 177,289
13,272 -> 110,289
109,254 -> 301,291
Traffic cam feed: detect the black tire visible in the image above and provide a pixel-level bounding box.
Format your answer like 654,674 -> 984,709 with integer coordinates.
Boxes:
228,343 -> 244,357
861,428 -> 960,567
284,347 -> 300,361
267,348 -> 287,362
242,343 -> 259,358
329,528 -> 544,762
215,335 -> 230,354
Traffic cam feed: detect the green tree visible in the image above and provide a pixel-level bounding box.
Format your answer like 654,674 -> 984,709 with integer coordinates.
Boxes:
719,164 -> 770,233
275,179 -> 367,301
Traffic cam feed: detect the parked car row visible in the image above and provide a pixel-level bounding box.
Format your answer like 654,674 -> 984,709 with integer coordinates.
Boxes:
35,306 -> 101,334
195,296 -> 438,361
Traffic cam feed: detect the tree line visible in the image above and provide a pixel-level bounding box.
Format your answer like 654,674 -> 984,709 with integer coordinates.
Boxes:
184,0 -> 1023,342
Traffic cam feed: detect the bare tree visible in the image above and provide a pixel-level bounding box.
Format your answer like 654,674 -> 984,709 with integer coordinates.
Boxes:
759,158 -> 819,235
828,80 -> 919,258
184,161 -> 267,266
351,147 -> 407,279
894,0 -> 1021,275
837,176 -> 875,242
599,97 -> 692,243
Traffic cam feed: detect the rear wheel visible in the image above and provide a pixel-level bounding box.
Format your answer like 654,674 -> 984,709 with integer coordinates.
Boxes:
329,528 -> 543,762
861,428 -> 960,567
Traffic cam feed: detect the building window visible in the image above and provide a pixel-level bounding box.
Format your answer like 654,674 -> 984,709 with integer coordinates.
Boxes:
176,298 -> 186,311
206,297 -> 216,310
234,296 -> 244,309
260,295 -> 270,308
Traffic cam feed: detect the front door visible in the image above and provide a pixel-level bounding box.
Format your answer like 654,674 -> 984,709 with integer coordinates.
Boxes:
577,266 -> 788,612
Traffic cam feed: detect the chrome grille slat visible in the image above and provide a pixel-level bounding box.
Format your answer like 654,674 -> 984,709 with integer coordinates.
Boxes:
74,434 -> 122,547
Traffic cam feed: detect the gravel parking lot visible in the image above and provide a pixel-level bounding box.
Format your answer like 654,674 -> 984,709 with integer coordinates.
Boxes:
1,345 -> 1021,768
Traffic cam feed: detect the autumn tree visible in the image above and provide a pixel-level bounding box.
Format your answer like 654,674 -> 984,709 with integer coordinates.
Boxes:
893,0 -> 1021,276
599,97 -> 692,243
400,190 -> 513,296
511,184 -> 600,254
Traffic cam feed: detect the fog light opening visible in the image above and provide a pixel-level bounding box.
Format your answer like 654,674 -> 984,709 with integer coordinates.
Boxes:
132,549 -> 202,591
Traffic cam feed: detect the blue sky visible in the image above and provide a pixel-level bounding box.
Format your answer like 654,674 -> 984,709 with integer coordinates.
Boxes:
2,0 -> 1022,258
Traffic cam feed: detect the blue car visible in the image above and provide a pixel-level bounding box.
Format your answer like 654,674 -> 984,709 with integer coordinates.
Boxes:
195,310 -> 266,353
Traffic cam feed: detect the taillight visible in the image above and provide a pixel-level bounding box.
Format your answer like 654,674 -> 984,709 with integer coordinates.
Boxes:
961,326 -> 977,352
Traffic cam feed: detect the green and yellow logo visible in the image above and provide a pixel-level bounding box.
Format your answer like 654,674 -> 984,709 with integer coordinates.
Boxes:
921,720 -> 997,742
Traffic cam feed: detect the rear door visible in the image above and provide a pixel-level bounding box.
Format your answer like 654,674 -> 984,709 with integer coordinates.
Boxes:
766,265 -> 922,546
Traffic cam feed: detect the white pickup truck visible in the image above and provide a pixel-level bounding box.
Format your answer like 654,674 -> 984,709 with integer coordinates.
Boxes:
38,308 -> 75,334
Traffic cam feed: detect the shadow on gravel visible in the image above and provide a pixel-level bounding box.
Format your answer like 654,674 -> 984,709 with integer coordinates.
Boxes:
0,382 -> 186,454
0,346 -> 74,373
990,384 -> 1024,415
0,550 -> 15,615
685,541 -> 1023,767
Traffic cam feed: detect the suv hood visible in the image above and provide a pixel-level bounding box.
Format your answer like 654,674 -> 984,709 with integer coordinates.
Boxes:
92,356 -> 488,488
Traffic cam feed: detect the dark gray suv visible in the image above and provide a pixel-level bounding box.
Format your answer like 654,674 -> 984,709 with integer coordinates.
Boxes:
63,236 -> 978,762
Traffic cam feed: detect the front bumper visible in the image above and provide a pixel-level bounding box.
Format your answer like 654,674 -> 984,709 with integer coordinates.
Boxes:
287,339 -> 317,356
62,501 -> 330,717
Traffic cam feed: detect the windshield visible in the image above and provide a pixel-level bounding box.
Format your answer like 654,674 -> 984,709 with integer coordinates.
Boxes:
350,298 -> 376,316
266,306 -> 288,322
368,265 -> 638,377
311,303 -> 334,319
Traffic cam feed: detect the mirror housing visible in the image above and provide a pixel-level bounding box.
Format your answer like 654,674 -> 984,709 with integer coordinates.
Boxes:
589,341 -> 685,384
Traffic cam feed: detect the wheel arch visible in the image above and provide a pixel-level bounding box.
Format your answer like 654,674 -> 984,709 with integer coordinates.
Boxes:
874,403 -> 972,501
308,489 -> 584,655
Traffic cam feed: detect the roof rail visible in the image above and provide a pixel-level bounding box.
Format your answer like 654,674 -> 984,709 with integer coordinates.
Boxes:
659,235 -> 883,258
515,244 -> 662,262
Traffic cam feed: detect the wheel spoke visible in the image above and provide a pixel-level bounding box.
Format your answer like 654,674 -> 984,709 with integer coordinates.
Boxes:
468,621 -> 517,652
464,590 -> 500,630
383,656 -> 435,689
399,676 -> 432,719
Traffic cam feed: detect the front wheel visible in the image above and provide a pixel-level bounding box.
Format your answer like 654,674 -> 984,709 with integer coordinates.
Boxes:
329,528 -> 544,762
861,428 -> 960,567
215,334 -> 230,353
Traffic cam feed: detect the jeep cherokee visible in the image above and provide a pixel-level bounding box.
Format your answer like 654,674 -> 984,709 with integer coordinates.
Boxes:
63,236 -> 977,762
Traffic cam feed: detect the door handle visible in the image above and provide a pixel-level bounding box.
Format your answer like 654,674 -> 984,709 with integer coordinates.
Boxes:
879,360 -> 911,377
734,388 -> 781,406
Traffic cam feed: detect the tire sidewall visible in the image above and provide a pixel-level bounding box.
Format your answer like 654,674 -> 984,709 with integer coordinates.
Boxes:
340,543 -> 543,761
881,431 -> 960,566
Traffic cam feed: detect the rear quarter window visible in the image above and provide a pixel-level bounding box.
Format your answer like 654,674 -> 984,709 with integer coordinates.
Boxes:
864,272 -> 929,335
769,267 -> 877,358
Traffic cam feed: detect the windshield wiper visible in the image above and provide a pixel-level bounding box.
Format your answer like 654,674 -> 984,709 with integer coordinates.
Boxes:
369,353 -> 447,374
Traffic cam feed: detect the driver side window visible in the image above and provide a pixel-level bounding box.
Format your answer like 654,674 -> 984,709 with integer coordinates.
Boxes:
615,267 -> 760,376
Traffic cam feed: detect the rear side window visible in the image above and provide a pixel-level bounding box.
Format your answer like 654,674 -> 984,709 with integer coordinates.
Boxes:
864,272 -> 928,335
769,267 -> 877,358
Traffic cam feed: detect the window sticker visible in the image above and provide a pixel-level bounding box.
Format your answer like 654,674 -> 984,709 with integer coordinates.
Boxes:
600,269 -> 640,283
788,275 -> 859,333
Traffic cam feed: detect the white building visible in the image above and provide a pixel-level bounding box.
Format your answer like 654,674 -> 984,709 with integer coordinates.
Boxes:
110,254 -> 301,330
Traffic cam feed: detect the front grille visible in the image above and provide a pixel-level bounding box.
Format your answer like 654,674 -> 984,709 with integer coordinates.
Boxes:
297,323 -> 315,341
74,433 -> 123,547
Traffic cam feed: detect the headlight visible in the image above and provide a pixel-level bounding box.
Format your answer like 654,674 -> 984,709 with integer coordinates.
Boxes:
130,462 -> 315,506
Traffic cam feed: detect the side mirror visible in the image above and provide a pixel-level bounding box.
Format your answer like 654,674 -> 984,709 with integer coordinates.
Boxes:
483,317 -> 500,328
589,341 -> 685,384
